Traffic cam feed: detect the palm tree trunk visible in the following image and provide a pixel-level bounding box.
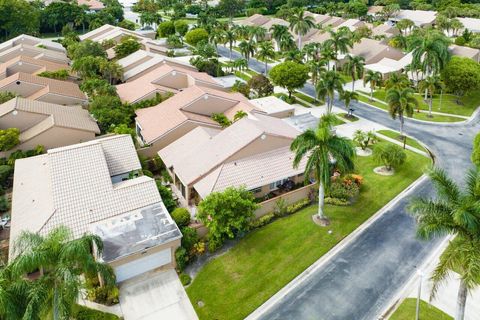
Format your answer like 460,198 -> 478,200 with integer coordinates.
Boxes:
53,285 -> 59,320
317,181 -> 325,219
455,279 -> 467,320
399,114 -> 405,136
298,31 -> 302,49
229,45 -> 232,61
424,88 -> 428,101
370,86 -> 373,101
429,95 -> 433,118
264,60 -> 268,75
351,76 -> 355,92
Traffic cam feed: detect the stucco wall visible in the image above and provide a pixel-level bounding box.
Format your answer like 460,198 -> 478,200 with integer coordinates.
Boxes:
254,183 -> 314,218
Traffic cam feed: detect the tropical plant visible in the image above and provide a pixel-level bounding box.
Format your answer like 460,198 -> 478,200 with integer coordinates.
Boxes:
384,72 -> 410,91
238,39 -> 256,63
325,30 -> 352,71
288,8 -> 315,49
290,114 -> 355,225
409,167 -> 480,320
269,61 -> 309,99
411,32 -> 450,79
222,28 -> 237,61
418,76 -> 442,117
353,130 -> 377,151
248,26 -> 267,43
316,70 -> 345,113
363,70 -> 382,101
374,143 -> 406,171
256,41 -> 275,75
396,19 -> 414,36
270,24 -> 290,49
339,90 -> 358,115
308,59 -> 327,86
344,55 -> 365,91
386,88 -> 418,136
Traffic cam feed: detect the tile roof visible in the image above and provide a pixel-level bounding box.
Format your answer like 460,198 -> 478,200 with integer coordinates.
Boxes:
159,114 -> 300,186
249,96 -> 295,115
0,34 -> 66,54
0,43 -> 69,64
0,56 -> 69,78
77,0 -> 105,10
10,135 -> 169,254
371,24 -> 399,37
135,85 -> 255,143
391,10 -> 437,26
458,17 -> 480,32
449,45 -> 480,61
349,38 -> 404,63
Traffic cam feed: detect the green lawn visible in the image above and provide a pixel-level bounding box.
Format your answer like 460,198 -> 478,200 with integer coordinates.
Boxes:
356,94 -> 465,123
338,113 -> 360,122
340,73 -> 353,84
372,89 -> 479,117
377,130 -> 425,152
293,91 -> 323,106
186,142 -> 431,320
234,71 -> 251,81
390,299 -> 452,320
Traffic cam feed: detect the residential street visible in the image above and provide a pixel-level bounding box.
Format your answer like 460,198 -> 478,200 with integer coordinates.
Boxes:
217,46 -> 479,319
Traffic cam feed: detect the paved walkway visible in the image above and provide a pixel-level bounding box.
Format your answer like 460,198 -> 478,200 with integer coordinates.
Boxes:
217,45 -> 480,320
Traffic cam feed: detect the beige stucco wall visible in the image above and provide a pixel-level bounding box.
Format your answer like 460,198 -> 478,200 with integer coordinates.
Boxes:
0,110 -> 46,131
254,184 -> 314,218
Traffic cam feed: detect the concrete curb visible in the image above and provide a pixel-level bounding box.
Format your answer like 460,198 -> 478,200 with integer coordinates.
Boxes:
245,174 -> 430,320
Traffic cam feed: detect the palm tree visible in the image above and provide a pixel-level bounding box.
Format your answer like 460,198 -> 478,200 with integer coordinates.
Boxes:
411,32 -> 450,81
256,41 -> 275,75
100,60 -> 124,84
384,72 -> 410,91
288,8 -> 316,49
233,25 -> 249,40
320,46 -> 336,71
248,26 -> 266,43
270,24 -> 290,50
209,29 -> 224,55
308,59 -> 327,86
316,70 -> 345,113
10,226 -> 115,320
396,19 -> 414,36
344,55 -> 365,91
325,30 -> 352,71
386,88 -> 418,136
363,70 -> 383,101
409,168 -> 480,320
340,90 -> 358,116
223,29 -> 237,61
238,40 -> 256,64
419,76 -> 441,117
291,114 -> 355,225
279,33 -> 296,51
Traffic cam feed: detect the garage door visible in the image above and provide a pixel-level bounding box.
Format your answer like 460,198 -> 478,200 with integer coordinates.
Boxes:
114,249 -> 172,282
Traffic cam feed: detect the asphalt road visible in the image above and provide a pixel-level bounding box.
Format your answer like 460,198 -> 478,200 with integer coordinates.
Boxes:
218,46 -> 480,319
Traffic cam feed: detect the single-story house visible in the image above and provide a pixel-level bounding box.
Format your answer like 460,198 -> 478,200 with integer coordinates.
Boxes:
80,24 -> 155,42
135,85 -> 256,157
367,6 -> 384,16
0,34 -> 68,64
323,16 -> 346,27
345,38 -> 404,64
249,96 -> 295,118
0,72 -> 87,105
389,9 -> 437,27
117,49 -> 197,82
77,0 -> 105,11
449,45 -> 480,62
159,114 -> 306,205
0,97 -> 99,156
10,135 -> 182,283
236,14 -> 271,27
304,11 -> 332,25
116,64 -> 226,103
334,19 -> 366,32
0,56 -> 70,80
364,52 -> 412,75
458,17 -> 480,33
371,24 -> 399,38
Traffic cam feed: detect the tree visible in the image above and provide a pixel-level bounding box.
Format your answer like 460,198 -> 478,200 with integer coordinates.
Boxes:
0,128 -> 20,151
374,143 -> 406,171
185,28 -> 209,46
0,91 -> 16,104
0,0 -> 40,40
269,61 -> 309,99
316,70 -> 345,113
89,95 -> 133,132
256,41 -> 275,74
396,19 -> 414,36
363,70 -> 382,101
339,90 -> 358,115
344,55 -> 364,91
118,19 -> 136,30
156,181 -> 177,212
325,30 -> 352,71
308,59 -> 326,86
386,88 -> 418,136
384,72 -> 410,91
197,186 -> 258,251
67,40 -> 106,60
442,57 -> 480,104
411,32 -> 450,80
157,21 -> 175,37
222,28 -> 237,61
217,0 -> 245,22
80,78 -> 117,98
114,36 -> 141,59
174,20 -> 189,37
248,26 -> 266,43
270,24 -> 290,50
353,130 -> 376,151
99,60 -> 123,84
291,114 -> 355,225
71,56 -> 105,79
248,74 -> 273,97
408,168 -> 480,320
288,8 -> 315,48
471,133 -> 480,167
8,226 -> 115,320
418,76 -> 442,117
238,39 -> 256,63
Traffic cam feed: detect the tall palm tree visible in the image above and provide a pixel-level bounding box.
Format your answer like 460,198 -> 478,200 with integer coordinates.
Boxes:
291,114 -> 355,225
288,8 -> 316,49
270,24 -> 290,50
238,40 -> 256,64
344,55 -> 365,91
233,25 -> 249,40
409,168 -> 480,320
209,29 -> 224,55
279,33 -> 296,51
363,70 -> 382,101
309,59 -> 327,86
386,88 -> 418,136
256,41 -> 275,75
10,226 -> 115,320
384,72 -> 410,91
222,28 -> 237,61
450,18 -> 464,37
411,32 -> 450,79
419,76 -> 441,117
316,70 -> 345,113
248,26 -> 266,43
100,60 -> 124,85
320,46 -> 336,71
340,90 -> 358,115
325,30 -> 352,71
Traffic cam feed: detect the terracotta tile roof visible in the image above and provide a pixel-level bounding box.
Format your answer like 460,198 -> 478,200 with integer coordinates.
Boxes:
0,55 -> 69,77
77,0 -> 105,10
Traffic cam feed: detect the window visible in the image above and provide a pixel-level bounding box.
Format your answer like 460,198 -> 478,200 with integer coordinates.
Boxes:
269,178 -> 289,191
250,187 -> 262,194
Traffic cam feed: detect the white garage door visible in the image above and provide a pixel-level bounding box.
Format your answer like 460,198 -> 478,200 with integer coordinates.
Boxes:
114,249 -> 172,282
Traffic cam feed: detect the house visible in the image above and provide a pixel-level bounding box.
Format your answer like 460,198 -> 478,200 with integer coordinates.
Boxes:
323,16 -> 346,27
77,0 -> 105,11
0,34 -> 68,64
0,97 -> 99,156
345,38 -> 404,64
334,19 -> 366,32
389,10 -> 437,27
117,49 -> 197,82
249,96 -> 295,118
135,85 -> 256,157
364,52 -> 413,75
367,6 -> 384,16
0,72 -> 87,105
458,17 -> 480,33
449,45 -> 480,62
10,135 -> 182,283
158,114 -> 305,205
0,56 -> 70,80
236,14 -> 271,27
371,24 -> 399,38
116,64 -> 226,103
304,11 -> 332,25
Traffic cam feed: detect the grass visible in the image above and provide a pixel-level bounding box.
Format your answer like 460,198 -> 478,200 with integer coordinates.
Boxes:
186,141 -> 431,320
371,89 -> 479,117
339,73 -> 354,84
72,304 -> 120,320
356,94 -> 465,123
293,91 -> 323,106
389,298 -> 452,320
377,130 -> 425,152
338,113 -> 360,122
234,71 -> 251,82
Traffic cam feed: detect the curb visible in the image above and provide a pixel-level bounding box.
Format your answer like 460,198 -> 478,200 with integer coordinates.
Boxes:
245,173 -> 430,320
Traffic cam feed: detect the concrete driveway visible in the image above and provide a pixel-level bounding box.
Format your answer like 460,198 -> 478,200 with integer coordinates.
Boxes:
119,269 -> 198,320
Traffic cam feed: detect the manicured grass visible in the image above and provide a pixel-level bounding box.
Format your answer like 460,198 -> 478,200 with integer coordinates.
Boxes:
186,142 -> 431,320
72,304 -> 120,320
389,298 -> 452,320
377,130 -> 425,152
293,91 -> 323,106
338,113 -> 360,122
372,89 -> 479,117
356,94 -> 465,123
234,71 -> 251,81
339,73 -> 353,84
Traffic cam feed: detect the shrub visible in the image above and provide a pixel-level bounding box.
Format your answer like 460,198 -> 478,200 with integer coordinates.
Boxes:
0,128 -> 20,152
185,28 -> 208,46
167,35 -> 183,48
249,212 -> 275,229
179,273 -> 191,286
232,80 -> 251,98
374,144 -> 407,171
114,36 -> 141,59
72,304 -> 120,320
157,182 -> 177,212
211,113 -> 232,128
286,198 -> 310,215
273,198 -> 287,217
193,241 -> 206,256
328,180 -> 359,201
85,273 -> 119,306
175,246 -> 189,271
118,19 -> 136,30
38,69 -> 69,80
324,197 -> 349,206
171,208 -> 191,227
0,165 -> 12,187
0,92 -> 16,104
454,36 -> 466,46
353,130 -> 377,150
174,20 -> 189,36
207,236 -> 224,252
248,74 -> 274,97
158,21 -> 175,37
181,226 -> 198,253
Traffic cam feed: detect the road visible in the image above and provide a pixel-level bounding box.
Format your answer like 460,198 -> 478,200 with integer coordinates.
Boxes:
218,46 -> 479,319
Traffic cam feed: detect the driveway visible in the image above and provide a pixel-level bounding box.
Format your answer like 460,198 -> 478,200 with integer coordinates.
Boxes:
119,269 -> 198,320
